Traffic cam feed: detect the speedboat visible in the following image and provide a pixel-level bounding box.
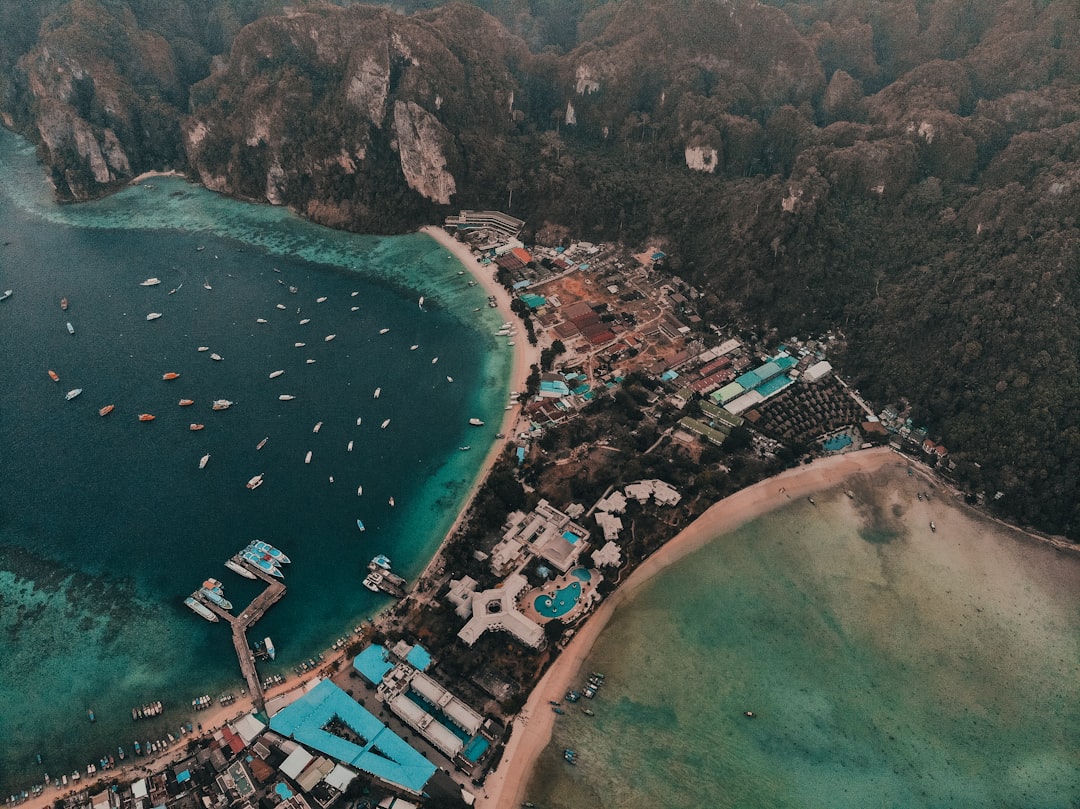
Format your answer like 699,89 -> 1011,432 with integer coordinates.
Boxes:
256,437 -> 268,450
410,344 -> 419,350
431,356 -> 439,364
169,284 -> 182,294
324,334 -> 336,342
246,473 -> 264,490
279,394 -> 296,401
930,521 -> 937,532
210,353 -> 222,361
418,295 -> 424,308
0,289 -> 12,300
388,496 -> 395,507
48,369 -> 59,382
316,296 -> 327,303
162,372 -> 179,380
379,327 -> 390,335
66,322 -> 75,334
299,318 -> 310,325
99,404 -> 114,416
295,341 -> 306,347
211,399 -> 233,410
356,519 -> 366,532
447,376 -> 454,382
459,446 -> 471,451
306,358 -> 316,364
381,419 -> 390,429
313,421 -> 322,433
189,423 -> 204,431
275,303 -> 286,310
347,440 -> 354,451
357,485 -> 363,496
65,388 -> 83,401
304,451 -> 312,464
373,387 -> 381,398
146,312 -> 162,321
269,370 -> 284,378
140,277 -> 161,286
179,398 -> 194,406
199,454 -> 210,469
203,278 -> 212,290
256,318 -> 267,323
138,414 -> 155,422
350,306 -> 359,311
469,418 -> 484,426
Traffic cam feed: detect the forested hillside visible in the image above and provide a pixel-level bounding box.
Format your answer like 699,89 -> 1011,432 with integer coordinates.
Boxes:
2,0 -> 1079,537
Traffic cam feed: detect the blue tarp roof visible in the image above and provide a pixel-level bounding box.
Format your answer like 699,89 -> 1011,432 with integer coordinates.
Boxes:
660,370 -> 679,381
269,680 -> 436,795
405,644 -> 432,672
353,645 -> 394,684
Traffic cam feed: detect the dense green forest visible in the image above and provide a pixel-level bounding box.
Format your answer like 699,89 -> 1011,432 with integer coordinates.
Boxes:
2,0 -> 1080,537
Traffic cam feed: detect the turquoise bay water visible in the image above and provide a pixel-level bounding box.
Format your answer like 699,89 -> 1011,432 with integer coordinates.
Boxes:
0,130 -> 510,790
528,467 -> 1080,807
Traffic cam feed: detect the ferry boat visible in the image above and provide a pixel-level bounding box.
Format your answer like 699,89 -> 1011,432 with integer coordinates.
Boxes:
269,370 -> 284,379
138,414 -> 155,422
198,587 -> 233,611
66,321 -> 75,334
199,454 -> 210,469
140,277 -> 161,286
162,372 -> 179,380
179,398 -> 194,406
246,473 -> 264,490
184,597 -> 218,622
65,388 -> 83,401
247,541 -> 290,564
146,312 -> 162,321
264,637 -> 276,660
99,404 -> 114,416
369,554 -> 392,571
469,418 -> 484,426
48,369 -> 59,382
225,558 -> 256,579
211,399 -> 233,410
189,423 -> 204,431
242,550 -> 284,578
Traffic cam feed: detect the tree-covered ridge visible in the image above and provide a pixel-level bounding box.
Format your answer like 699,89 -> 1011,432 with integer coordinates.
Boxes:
2,0 -> 1080,536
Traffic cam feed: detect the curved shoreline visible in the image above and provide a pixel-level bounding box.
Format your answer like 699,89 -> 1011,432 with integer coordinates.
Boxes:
476,446 -> 899,809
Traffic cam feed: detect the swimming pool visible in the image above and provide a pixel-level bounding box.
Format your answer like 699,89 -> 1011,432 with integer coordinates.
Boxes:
462,735 -> 490,763
534,581 -> 583,618
572,568 -> 591,582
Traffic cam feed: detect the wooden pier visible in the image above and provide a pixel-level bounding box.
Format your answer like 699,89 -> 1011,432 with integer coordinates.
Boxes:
197,557 -> 287,712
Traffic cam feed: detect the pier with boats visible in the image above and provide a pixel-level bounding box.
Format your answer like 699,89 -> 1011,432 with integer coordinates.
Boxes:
363,554 -> 408,597
184,541 -> 290,712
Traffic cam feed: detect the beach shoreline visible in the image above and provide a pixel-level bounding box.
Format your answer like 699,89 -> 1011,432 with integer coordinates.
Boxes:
476,446 -> 900,809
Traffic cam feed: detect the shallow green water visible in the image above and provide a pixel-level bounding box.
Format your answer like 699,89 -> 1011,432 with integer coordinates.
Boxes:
527,467 -> 1080,807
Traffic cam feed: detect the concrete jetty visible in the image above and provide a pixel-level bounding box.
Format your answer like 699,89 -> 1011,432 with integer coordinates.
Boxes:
198,557 -> 287,711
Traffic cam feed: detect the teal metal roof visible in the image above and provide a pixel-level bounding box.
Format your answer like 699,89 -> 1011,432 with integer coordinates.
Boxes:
269,680 -> 436,795
756,374 -> 793,398
735,370 -> 762,389
353,644 -> 394,684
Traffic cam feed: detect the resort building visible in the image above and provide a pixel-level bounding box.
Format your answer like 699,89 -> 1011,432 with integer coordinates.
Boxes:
453,573 -> 545,648
269,680 -> 437,797
624,479 -> 682,507
490,499 -> 591,574
591,540 -> 623,568
353,644 -> 493,767
594,510 -> 623,541
444,210 -> 524,240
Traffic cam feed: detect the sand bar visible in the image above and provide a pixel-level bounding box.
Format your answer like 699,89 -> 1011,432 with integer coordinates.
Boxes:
477,446 -> 899,809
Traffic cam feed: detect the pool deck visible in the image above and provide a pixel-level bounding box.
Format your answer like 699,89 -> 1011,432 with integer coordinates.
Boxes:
519,567 -> 601,625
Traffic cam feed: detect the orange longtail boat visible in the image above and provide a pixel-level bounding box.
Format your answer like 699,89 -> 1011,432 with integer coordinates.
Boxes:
178,399 -> 194,406
48,370 -> 59,382
138,414 -> 155,422
189,423 -> 205,431
162,372 -> 180,381
99,404 -> 115,417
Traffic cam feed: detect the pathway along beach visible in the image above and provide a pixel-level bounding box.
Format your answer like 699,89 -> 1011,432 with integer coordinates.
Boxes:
477,447 -> 900,809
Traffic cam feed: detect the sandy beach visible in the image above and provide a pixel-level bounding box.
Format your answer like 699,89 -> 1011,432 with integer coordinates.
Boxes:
477,446 -> 900,809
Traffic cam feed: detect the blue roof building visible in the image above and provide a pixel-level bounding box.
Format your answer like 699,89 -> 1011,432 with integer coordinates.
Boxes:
269,680 -> 436,796
353,645 -> 394,685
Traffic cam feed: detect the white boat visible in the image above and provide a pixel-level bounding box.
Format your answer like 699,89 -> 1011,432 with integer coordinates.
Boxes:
363,572 -> 382,592
313,421 -> 322,433
379,328 -> 390,335
169,284 -> 182,294
351,291 -> 359,297
0,289 -> 12,300
300,318 -> 310,325
324,334 -> 336,342
276,303 -> 286,310
140,278 -> 161,286
66,322 -> 75,334
388,496 -> 395,507
431,357 -> 438,364
269,370 -> 284,378
246,473 -> 264,490
418,296 -> 424,308
199,453 -> 210,469
348,440 -> 354,451
350,306 -> 359,312
410,344 -> 419,351
65,388 -> 83,401
203,278 -> 212,290
381,419 -> 390,429
146,312 -> 162,321
304,451 -> 312,464
356,416 -> 362,426
306,358 -> 316,364
225,559 -> 257,580
370,554 -> 392,571
447,376 -> 454,383
279,394 -> 296,401
469,418 -> 484,426
211,399 -> 233,410
316,296 -> 327,303
210,353 -> 223,361
357,485 -> 363,496
373,387 -> 381,399
295,342 -> 306,347
256,318 -> 267,324
264,637 -> 276,660
184,597 -> 217,622
197,346 -> 209,352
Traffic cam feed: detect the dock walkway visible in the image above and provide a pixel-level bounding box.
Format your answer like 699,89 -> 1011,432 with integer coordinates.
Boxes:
198,558 -> 287,711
